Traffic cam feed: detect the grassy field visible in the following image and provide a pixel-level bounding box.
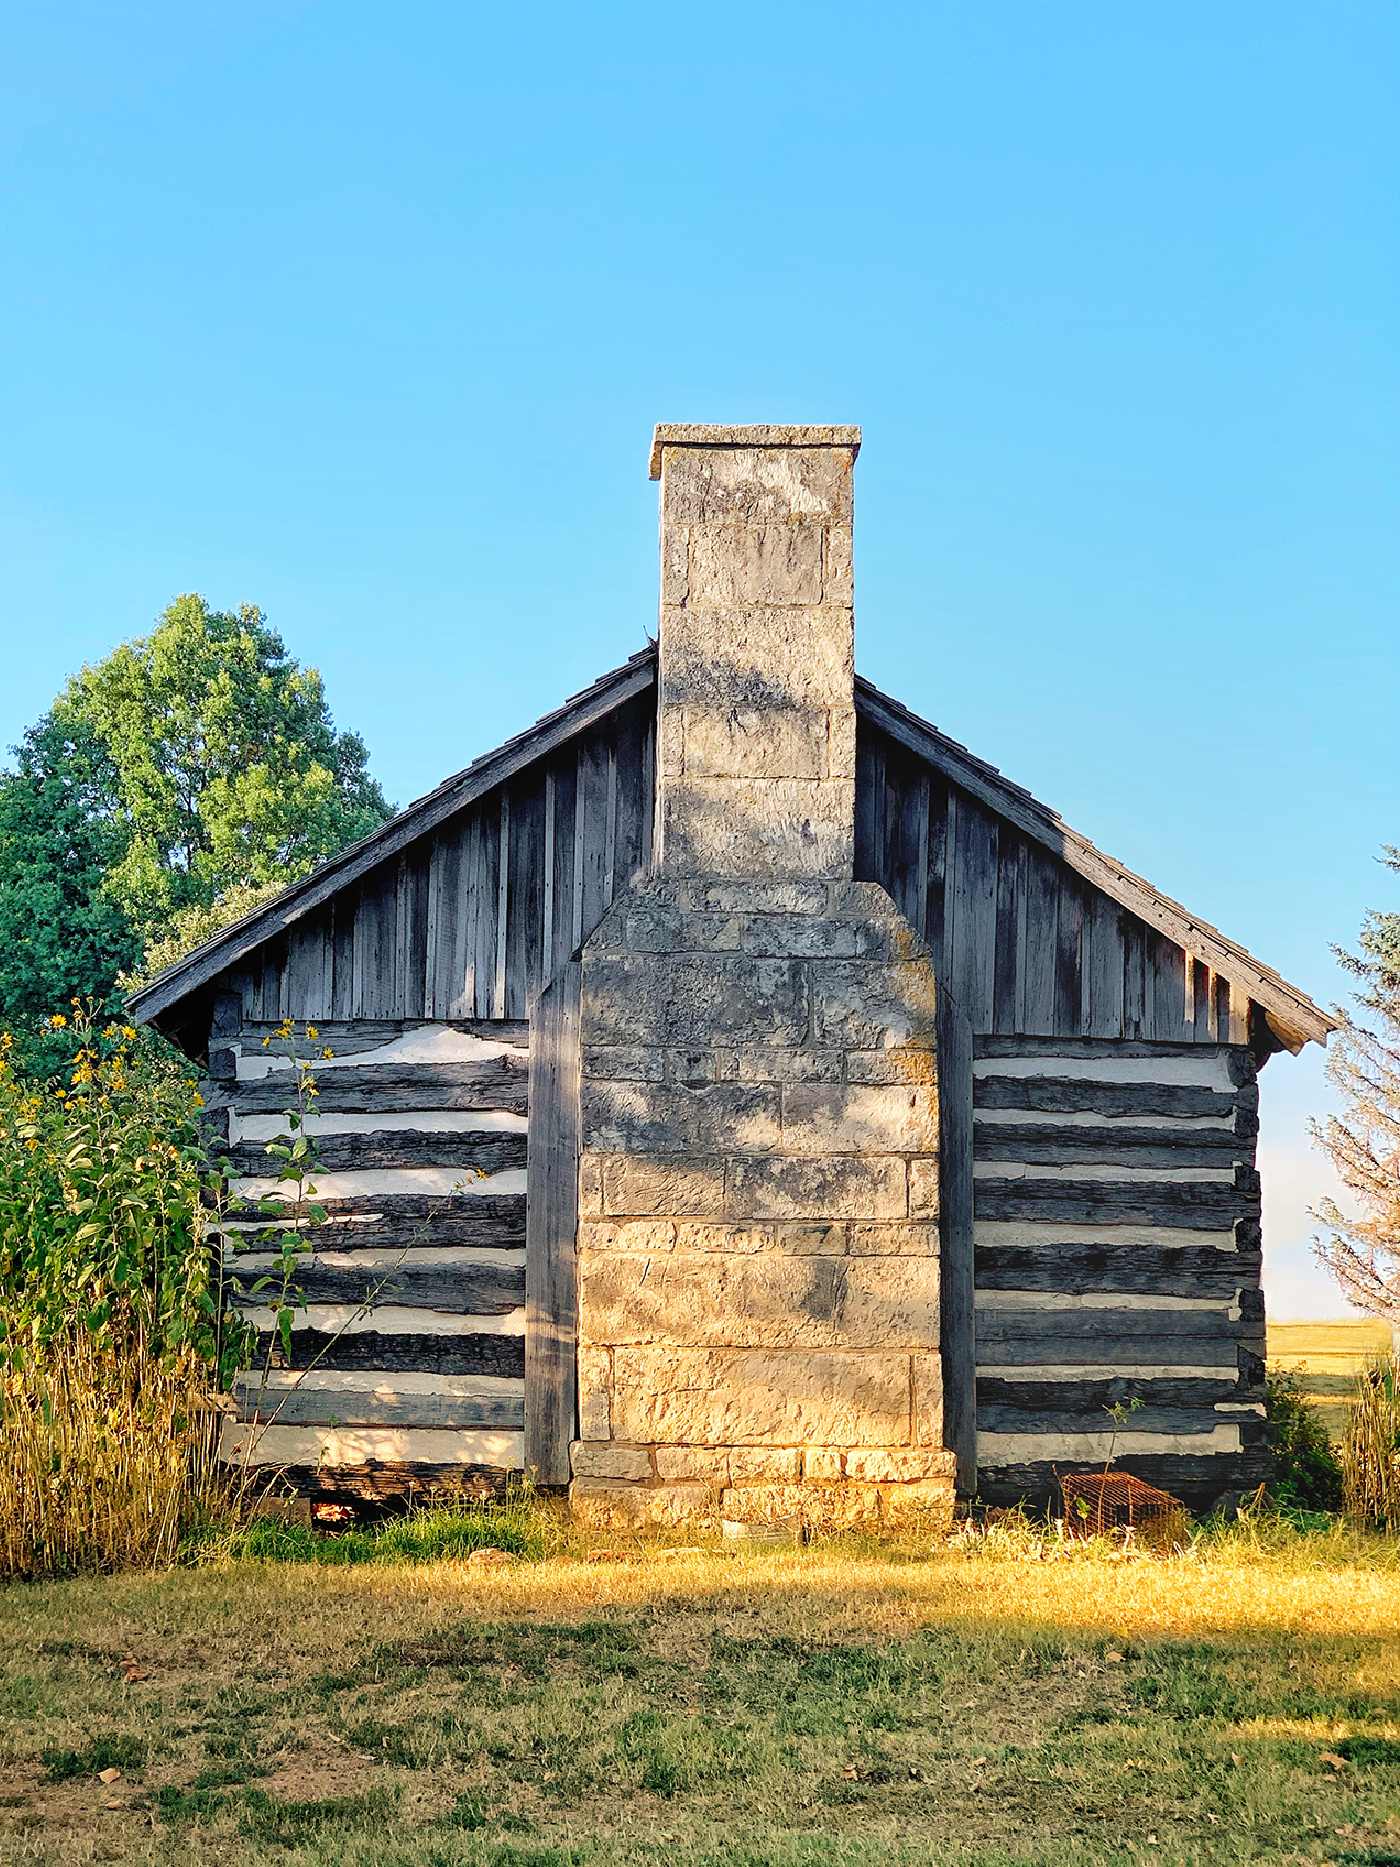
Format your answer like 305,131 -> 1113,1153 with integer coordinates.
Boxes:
1269,1320 -> 1394,1443
4,1527 -> 1400,1867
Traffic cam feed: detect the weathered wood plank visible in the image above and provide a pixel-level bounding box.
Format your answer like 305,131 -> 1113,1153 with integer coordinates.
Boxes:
1022,847 -> 1059,1037
974,1241 -> 1260,1297
577,737 -> 610,944
924,776 -> 948,960
974,1135 -> 1248,1170
952,791 -> 997,1030
1087,893 -> 1122,1039
977,1374 -> 1251,1411
1055,876 -> 1085,1036
229,1131 -> 527,1175
212,1058 -> 529,1115
235,1388 -> 525,1430
232,1255 -> 525,1313
493,790 -> 510,1019
992,832 -> 1021,1036
976,1309 -> 1247,1343
973,1181 -> 1257,1225
937,989 -> 976,1496
976,1450 -> 1270,1510
977,1336 -> 1239,1368
977,1402 -> 1249,1436
550,752 -> 577,980
256,1327 -> 525,1376
525,958 -> 581,1487
973,1077 -> 1240,1119
474,798 -> 501,1020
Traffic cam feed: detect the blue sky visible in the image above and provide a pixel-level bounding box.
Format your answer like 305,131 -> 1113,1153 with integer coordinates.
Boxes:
2,4 -> 1396,1316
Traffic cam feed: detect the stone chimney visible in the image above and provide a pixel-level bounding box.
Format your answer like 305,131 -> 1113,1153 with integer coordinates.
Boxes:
568,424 -> 954,1537
650,424 -> 860,880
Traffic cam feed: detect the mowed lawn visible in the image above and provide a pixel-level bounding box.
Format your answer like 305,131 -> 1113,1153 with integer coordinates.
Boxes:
4,1535 -> 1400,1867
1269,1319 -> 1394,1443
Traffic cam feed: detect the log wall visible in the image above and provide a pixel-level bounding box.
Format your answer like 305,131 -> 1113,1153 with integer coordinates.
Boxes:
969,1036 -> 1267,1509
203,1015 -> 531,1500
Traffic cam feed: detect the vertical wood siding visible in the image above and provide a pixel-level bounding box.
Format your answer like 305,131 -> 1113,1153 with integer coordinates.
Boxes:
855,719 -> 1251,1046
233,694 -> 655,1028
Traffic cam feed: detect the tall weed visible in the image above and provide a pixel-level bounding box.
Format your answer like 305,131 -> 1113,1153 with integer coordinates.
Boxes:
1342,1354 -> 1400,1528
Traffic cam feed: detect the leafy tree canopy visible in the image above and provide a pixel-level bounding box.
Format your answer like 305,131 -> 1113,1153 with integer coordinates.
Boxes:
55,594 -> 393,945
0,713 -> 142,1068
0,594 -> 394,1067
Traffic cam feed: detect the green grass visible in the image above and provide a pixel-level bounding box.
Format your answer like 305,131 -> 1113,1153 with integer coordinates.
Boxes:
192,1494 -> 549,1568
4,1529 -> 1400,1865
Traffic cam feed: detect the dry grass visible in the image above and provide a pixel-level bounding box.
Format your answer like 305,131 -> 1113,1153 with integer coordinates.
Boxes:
0,1329 -> 226,1581
5,1530 -> 1400,1865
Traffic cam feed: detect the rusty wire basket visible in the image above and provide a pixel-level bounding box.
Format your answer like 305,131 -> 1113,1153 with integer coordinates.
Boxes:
1059,1470 -> 1188,1547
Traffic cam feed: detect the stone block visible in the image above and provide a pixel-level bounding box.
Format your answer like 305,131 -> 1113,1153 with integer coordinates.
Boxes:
721,1484 -> 882,1530
584,1045 -> 665,1083
729,1447 -> 802,1484
846,1049 -> 937,1085
578,1346 -> 612,1440
878,1479 -> 956,1528
661,525 -> 689,604
659,605 -> 854,712
732,914 -> 882,959
582,1251 -> 934,1350
609,1349 -> 912,1446
773,1222 -> 848,1255
601,1155 -> 726,1218
654,1446 -> 731,1485
811,961 -> 939,1049
660,444 -> 854,526
909,1159 -> 941,1220
583,1080 -> 781,1157
845,1447 -> 957,1483
849,1222 -> 938,1258
827,707 -> 857,782
726,1154 -> 908,1221
569,1481 -> 713,1530
658,954 -> 811,1048
913,1352 -> 944,1446
781,1082 -> 939,1156
803,1448 -> 844,1482
687,522 -> 824,608
733,1048 -> 844,1083
661,777 -> 854,882
693,879 -> 831,915
824,525 -> 853,605
577,1218 -> 678,1253
681,705 -> 831,781
671,1222 -> 774,1253
665,1049 -> 717,1084
578,1154 -> 603,1216
570,1441 -> 653,1482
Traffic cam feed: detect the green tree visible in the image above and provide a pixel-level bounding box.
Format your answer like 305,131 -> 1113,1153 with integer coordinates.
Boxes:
0,713 -> 141,1067
56,593 -> 393,946
1311,849 -> 1400,1326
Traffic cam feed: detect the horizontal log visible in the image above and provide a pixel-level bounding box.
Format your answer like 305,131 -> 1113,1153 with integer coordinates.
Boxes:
977,1374 -> 1253,1411
976,1336 -> 1238,1368
974,1078 -> 1244,1120
255,1328 -> 526,1376
231,1256 -> 525,1314
975,1136 -> 1249,1171
206,1057 -> 530,1116
975,1241 -> 1261,1297
230,1131 -> 527,1176
974,1180 -> 1258,1227
976,1309 -> 1243,1343
235,1390 -> 525,1430
260,1463 -> 518,1502
974,1037 -> 1253,1080
219,1191 -> 526,1243
977,1403 -> 1249,1435
223,1421 -> 523,1471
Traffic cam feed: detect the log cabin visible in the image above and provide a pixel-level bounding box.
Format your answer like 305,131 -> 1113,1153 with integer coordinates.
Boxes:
129,424 -> 1333,1526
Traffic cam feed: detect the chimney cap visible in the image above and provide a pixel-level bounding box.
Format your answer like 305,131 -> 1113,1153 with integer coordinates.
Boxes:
648,423 -> 861,480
